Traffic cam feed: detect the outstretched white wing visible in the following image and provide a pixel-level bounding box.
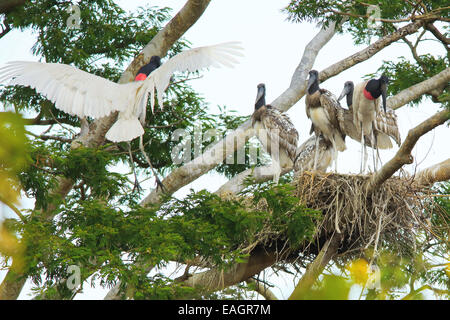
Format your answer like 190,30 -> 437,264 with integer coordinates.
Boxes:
145,41 -> 244,112
0,61 -> 138,118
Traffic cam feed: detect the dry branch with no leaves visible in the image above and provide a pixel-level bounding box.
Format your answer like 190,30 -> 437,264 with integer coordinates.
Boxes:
369,109 -> 450,191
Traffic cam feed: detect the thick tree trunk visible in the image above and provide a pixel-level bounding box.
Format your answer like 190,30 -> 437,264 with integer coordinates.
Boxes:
0,0 -> 26,14
179,247 -> 278,293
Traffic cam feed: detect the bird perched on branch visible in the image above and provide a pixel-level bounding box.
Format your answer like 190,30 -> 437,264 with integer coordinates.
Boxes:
0,41 -> 244,143
305,70 -> 346,172
252,83 -> 299,184
338,76 -> 392,172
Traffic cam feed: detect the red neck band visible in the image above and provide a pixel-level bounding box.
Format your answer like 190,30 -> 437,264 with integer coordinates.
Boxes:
134,73 -> 147,81
363,88 -> 375,100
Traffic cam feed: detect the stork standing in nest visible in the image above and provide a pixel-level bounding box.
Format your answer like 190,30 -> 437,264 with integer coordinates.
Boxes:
305,70 -> 346,172
338,76 -> 390,173
252,83 -> 299,184
338,80 -> 401,149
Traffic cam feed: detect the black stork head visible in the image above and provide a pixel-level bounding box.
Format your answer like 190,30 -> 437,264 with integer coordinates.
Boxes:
307,70 -> 320,94
365,74 -> 389,112
338,81 -> 354,108
255,83 -> 266,110
135,56 -> 162,81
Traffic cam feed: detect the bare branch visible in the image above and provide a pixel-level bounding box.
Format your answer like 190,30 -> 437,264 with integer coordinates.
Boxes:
178,248 -> 277,294
0,194 -> 25,223
388,67 -> 450,110
424,23 -> 450,51
246,278 -> 278,300
368,109 -> 450,191
25,131 -> 73,143
319,20 -> 426,82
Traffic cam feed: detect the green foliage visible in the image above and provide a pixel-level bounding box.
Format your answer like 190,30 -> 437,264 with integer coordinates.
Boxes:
284,1 -> 449,44
13,182 -> 320,299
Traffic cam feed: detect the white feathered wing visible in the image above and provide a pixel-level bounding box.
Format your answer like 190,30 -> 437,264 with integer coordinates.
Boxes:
0,61 -> 138,119
0,41 -> 243,142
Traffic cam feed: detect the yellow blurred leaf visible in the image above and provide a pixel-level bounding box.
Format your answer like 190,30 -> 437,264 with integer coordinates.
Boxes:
347,259 -> 370,285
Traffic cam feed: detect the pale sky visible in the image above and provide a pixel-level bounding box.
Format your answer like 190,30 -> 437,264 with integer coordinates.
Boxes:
0,0 -> 447,299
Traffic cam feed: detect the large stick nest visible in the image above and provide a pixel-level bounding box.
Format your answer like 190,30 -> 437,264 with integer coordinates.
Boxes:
293,171 -> 432,261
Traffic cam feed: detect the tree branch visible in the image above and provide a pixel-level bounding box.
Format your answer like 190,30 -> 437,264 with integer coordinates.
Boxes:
178,247 -> 278,294
368,109 -> 450,191
319,20 -> 426,82
246,278 -> 278,300
387,67 -> 450,110
288,234 -> 341,300
424,23 -> 450,51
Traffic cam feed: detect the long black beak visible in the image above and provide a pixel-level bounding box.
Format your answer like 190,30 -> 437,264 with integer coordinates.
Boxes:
338,86 -> 348,101
307,73 -> 317,91
381,83 -> 387,112
255,85 -> 265,106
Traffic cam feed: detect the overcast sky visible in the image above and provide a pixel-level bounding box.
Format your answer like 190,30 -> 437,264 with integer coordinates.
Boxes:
0,0 -> 447,299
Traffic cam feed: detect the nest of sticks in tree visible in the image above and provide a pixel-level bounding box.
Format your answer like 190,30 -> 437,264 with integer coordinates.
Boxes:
292,171 -> 433,262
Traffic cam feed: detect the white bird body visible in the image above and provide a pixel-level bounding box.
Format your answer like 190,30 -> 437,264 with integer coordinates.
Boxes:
0,42 -> 243,142
309,105 -> 345,152
349,76 -> 390,172
353,81 -> 380,140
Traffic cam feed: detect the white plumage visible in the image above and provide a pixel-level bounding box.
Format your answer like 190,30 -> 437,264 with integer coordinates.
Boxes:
0,41 -> 243,142
350,76 -> 389,172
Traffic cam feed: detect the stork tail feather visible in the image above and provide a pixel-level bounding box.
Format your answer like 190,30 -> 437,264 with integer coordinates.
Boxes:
105,118 -> 144,142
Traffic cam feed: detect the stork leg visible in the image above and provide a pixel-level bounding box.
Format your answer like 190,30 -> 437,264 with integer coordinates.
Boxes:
127,142 -> 142,193
371,129 -> 377,172
331,140 -> 338,173
139,135 -> 166,192
313,134 -> 320,171
360,122 -> 367,173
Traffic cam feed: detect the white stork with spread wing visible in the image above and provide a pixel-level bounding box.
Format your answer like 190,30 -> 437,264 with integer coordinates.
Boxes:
0,42 -> 244,143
